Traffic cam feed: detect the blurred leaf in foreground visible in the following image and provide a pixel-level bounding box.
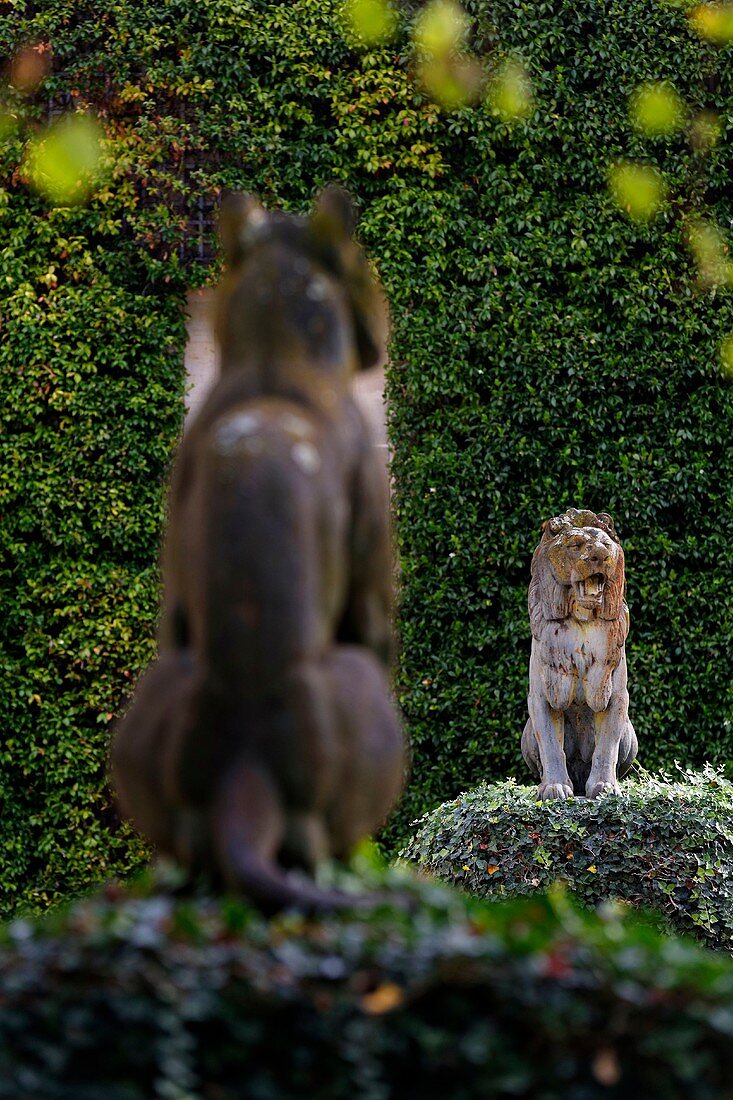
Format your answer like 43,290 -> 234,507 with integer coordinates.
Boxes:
413,0 -> 482,110
9,43 -> 52,93
413,0 -> 469,57
686,217 -> 732,288
688,2 -> 733,43
608,161 -> 666,222
689,110 -> 723,153
630,81 -> 684,137
720,334 -> 733,376
23,113 -> 105,206
489,59 -> 534,122
341,0 -> 397,47
417,55 -> 483,110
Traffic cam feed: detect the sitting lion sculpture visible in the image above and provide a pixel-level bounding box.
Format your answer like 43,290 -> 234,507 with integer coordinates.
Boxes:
521,508 -> 637,800
110,186 -> 405,911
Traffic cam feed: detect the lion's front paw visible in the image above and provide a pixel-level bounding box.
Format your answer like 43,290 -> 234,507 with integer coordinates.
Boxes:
586,779 -> 621,800
537,781 -> 574,801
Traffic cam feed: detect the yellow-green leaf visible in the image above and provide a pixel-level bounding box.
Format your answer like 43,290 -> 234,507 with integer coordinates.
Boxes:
489,59 -> 534,122
686,218 -> 732,288
629,82 -> 684,137
413,0 -> 469,58
688,2 -> 733,43
23,114 -> 105,207
341,0 -> 397,46
417,55 -> 483,110
608,161 -> 666,223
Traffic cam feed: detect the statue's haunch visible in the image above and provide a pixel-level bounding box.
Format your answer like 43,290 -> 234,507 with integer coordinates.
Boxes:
110,187 -> 405,912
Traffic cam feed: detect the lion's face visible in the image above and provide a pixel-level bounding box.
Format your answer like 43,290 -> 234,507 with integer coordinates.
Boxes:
530,509 -> 626,624
546,525 -> 620,614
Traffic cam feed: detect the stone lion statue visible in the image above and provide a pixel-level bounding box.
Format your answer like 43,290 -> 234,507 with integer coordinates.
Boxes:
521,508 -> 637,800
110,187 -> 405,911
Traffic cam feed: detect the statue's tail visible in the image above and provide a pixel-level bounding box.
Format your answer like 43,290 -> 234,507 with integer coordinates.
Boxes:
221,845 -> 366,916
210,759 -> 370,916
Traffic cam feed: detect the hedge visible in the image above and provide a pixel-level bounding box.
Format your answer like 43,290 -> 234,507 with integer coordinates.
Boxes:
0,187 -> 186,911
401,767 -> 733,952
1,864 -> 733,1099
1,0 -> 732,911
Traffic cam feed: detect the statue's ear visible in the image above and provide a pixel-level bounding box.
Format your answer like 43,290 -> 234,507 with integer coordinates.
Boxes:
311,184 -> 356,246
597,512 -> 615,530
350,260 -> 389,370
219,192 -> 266,263
310,184 -> 388,370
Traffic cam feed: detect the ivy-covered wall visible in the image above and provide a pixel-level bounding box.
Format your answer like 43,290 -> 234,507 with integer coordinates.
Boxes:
1,0 -> 732,911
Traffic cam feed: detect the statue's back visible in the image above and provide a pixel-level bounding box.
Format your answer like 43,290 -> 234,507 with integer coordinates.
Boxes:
110,188 -> 404,911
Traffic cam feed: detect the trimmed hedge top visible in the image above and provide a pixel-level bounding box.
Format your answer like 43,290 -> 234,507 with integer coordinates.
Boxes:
401,767 -> 733,952
1,864 -> 733,1099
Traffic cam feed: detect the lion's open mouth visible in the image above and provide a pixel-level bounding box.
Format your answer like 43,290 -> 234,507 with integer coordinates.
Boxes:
574,573 -> 606,607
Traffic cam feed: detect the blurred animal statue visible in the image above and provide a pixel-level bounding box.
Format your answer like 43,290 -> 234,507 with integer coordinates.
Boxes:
521,508 -> 637,800
111,186 -> 405,911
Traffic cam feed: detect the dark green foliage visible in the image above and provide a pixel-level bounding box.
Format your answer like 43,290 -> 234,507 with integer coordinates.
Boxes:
401,768 -> 733,951
1,866 -> 733,1099
2,0 -> 732,908
0,188 -> 187,911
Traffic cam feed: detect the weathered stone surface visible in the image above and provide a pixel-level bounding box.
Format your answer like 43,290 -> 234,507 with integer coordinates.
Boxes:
110,188 -> 405,910
521,508 -> 637,800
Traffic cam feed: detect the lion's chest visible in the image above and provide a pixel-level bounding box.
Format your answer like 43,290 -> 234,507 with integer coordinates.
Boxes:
537,619 -> 612,712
